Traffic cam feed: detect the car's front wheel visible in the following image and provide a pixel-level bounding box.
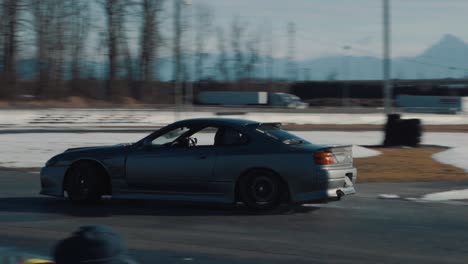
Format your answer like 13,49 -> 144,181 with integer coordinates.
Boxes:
65,161 -> 104,203
239,170 -> 283,211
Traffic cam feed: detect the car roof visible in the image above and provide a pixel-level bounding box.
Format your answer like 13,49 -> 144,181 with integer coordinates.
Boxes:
174,118 -> 260,127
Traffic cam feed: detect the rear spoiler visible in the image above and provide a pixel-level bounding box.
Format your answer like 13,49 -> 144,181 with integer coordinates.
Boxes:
246,122 -> 282,129
317,144 -> 353,151
323,144 -> 353,148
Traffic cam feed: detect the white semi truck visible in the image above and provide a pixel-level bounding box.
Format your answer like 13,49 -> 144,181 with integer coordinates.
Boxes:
197,91 -> 308,109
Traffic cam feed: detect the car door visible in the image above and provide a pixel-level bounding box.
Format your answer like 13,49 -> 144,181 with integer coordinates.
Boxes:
125,125 -> 217,194
210,126 -> 251,189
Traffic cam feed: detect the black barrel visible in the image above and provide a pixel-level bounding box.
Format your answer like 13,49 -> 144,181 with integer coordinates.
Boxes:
383,114 -> 421,147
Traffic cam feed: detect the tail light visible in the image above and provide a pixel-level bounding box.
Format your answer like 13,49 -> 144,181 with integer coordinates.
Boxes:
314,151 -> 337,165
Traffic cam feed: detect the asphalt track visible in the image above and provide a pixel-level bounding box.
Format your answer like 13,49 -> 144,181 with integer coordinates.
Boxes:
0,170 -> 467,264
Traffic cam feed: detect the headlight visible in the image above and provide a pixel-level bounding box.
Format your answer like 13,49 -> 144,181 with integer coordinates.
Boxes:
45,156 -> 59,167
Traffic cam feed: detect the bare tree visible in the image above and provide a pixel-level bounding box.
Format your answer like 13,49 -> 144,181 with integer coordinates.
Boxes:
122,33 -> 137,97
31,0 -> 69,97
173,0 -> 183,82
286,22 -> 297,81
139,0 -> 164,100
102,0 -> 128,100
49,1 -> 66,91
230,17 -> 247,81
0,1 -> 4,72
104,0 -> 121,99
266,22 -> 274,82
68,0 -> 90,84
1,0 -> 22,89
194,3 -> 213,81
243,30 -> 262,80
31,0 -> 52,96
216,27 -> 229,81
172,0 -> 193,109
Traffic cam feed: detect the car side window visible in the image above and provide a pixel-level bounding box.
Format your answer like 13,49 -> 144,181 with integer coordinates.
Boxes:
189,126 -> 219,146
151,126 -> 191,146
216,127 -> 249,146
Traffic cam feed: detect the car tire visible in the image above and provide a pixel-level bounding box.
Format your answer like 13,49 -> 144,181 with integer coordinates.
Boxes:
239,170 -> 283,211
65,161 -> 104,203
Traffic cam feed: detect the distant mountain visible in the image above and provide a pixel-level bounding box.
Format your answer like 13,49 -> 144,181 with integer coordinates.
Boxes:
158,34 -> 468,81
420,34 -> 468,60
386,34 -> 468,80
294,34 -> 468,81
12,34 -> 468,81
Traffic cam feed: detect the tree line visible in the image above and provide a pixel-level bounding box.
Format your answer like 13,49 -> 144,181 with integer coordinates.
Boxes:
0,0 -> 298,101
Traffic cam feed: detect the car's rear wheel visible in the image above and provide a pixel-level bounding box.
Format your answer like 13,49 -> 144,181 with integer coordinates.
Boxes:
65,161 -> 104,203
239,170 -> 283,211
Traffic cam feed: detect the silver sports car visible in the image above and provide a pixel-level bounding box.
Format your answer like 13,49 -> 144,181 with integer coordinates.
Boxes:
40,118 -> 357,210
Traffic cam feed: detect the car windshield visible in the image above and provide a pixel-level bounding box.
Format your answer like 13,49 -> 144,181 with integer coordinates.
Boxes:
151,126 -> 191,146
289,95 -> 301,101
256,124 -> 307,145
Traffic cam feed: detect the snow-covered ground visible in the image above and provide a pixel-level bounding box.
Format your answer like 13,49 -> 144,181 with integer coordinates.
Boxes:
0,131 -> 467,171
419,189 -> 468,201
1,133 -> 145,168
0,131 -> 382,168
424,133 -> 468,173
1,109 -> 468,129
378,189 -> 468,203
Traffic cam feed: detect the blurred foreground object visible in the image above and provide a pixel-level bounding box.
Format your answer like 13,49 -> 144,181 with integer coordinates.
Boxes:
19,259 -> 54,264
53,225 -> 137,264
384,114 -> 422,147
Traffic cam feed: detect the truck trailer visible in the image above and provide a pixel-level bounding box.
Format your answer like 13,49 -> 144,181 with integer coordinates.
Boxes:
197,91 -> 308,109
396,95 -> 468,114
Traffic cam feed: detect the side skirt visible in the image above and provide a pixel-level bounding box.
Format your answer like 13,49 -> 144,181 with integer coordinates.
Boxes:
112,190 -> 233,204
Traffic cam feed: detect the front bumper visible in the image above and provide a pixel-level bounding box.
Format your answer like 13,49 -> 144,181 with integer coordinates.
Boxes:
293,167 -> 357,203
40,166 -> 68,197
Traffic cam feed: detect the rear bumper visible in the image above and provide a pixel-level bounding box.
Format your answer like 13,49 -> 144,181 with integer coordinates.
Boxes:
40,166 -> 67,197
292,167 -> 357,203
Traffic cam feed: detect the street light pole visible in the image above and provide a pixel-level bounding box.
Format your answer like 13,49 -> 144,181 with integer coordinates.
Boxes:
343,45 -> 351,107
383,0 -> 392,113
174,0 -> 192,121
184,0 -> 193,111
174,0 -> 183,121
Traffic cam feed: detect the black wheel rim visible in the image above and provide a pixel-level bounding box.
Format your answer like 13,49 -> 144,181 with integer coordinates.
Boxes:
70,168 -> 89,199
250,176 -> 277,205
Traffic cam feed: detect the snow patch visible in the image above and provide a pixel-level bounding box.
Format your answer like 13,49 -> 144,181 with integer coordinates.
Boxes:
432,147 -> 468,173
422,133 -> 468,172
378,194 -> 401,199
420,188 -> 468,201
353,146 -> 381,158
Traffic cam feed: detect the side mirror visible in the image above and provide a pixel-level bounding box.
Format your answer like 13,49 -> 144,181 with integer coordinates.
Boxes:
141,140 -> 153,150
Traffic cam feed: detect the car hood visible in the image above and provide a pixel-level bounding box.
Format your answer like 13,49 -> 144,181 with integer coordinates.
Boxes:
64,143 -> 133,153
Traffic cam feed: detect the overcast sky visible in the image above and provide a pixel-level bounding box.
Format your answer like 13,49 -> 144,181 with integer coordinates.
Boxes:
193,0 -> 468,59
